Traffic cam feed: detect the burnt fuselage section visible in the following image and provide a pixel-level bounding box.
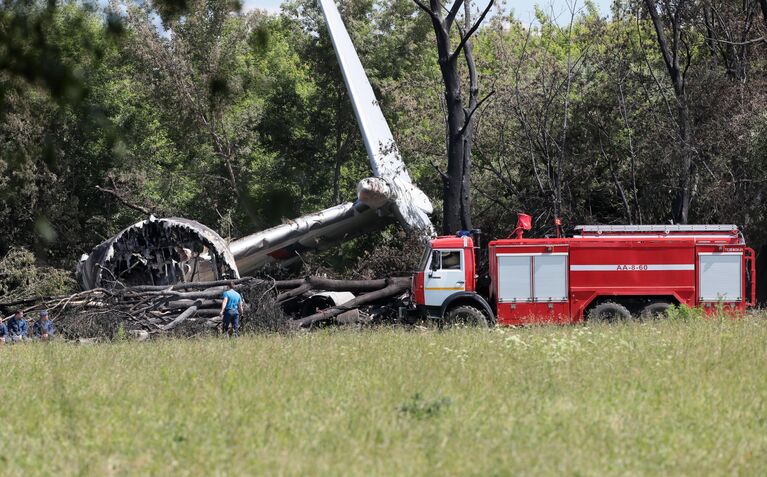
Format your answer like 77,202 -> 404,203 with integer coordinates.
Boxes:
78,217 -> 238,290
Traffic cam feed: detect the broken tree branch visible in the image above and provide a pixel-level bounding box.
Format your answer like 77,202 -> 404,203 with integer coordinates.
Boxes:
291,277 -> 410,328
161,300 -> 203,331
95,185 -> 152,216
451,0 -> 495,60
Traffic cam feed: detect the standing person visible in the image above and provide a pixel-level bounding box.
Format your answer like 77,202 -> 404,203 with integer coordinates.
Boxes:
33,310 -> 55,341
219,281 -> 244,337
7,311 -> 28,342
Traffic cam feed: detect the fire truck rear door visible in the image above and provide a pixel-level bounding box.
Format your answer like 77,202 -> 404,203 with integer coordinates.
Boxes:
698,251 -> 742,303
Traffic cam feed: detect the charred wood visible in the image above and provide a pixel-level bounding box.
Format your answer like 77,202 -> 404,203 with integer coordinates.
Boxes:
3,275 -> 412,338
161,300 -> 203,331
291,277 -> 410,328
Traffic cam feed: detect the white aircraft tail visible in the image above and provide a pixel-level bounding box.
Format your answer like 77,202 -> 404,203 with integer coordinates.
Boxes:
317,0 -> 434,235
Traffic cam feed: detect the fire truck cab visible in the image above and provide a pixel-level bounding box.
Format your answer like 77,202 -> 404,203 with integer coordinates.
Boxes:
411,225 -> 756,325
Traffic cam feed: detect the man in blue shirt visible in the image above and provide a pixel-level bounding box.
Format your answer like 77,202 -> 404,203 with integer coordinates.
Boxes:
219,281 -> 244,337
33,310 -> 55,341
7,311 -> 28,342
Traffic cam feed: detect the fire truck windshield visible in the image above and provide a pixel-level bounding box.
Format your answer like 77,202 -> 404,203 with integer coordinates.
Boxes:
418,245 -> 432,271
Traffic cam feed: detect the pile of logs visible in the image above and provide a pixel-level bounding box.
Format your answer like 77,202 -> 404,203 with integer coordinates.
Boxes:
0,276 -> 411,338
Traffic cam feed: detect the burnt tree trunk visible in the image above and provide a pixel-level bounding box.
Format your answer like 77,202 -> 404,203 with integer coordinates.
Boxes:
414,0 -> 494,234
760,0 -> 767,27
644,0 -> 695,224
460,1 -> 479,230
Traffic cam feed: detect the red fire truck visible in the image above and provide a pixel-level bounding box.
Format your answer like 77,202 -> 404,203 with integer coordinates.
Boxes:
410,219 -> 756,326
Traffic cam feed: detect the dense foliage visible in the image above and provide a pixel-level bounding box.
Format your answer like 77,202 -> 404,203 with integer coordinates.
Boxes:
1,0 -> 766,275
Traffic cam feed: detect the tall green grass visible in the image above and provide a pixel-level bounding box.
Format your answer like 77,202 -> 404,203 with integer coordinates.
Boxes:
1,318 -> 766,476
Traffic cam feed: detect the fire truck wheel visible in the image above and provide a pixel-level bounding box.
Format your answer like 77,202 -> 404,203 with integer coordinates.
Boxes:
640,302 -> 672,319
445,305 -> 489,328
587,302 -> 632,322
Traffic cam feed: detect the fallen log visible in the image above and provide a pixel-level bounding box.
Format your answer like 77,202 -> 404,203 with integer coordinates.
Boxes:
126,277 -> 261,293
274,277 -> 395,304
123,277 -> 307,293
161,300 -> 203,331
274,278 -> 306,289
204,316 -> 223,328
163,299 -> 221,310
305,277 -> 391,292
163,309 -> 221,320
134,289 -> 230,300
291,277 -> 410,328
1,288 -> 113,311
276,283 -> 312,304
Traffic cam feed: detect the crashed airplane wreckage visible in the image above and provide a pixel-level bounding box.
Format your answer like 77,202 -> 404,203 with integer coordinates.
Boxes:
78,0 -> 434,296
1,276 -> 413,337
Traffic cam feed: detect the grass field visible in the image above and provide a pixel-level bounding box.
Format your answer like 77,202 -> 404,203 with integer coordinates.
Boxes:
2,317 -> 767,476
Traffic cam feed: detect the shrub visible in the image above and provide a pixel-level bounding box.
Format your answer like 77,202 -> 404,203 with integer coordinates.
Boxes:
240,281 -> 290,332
351,230 -> 425,279
665,304 -> 704,322
398,392 -> 452,420
0,247 -> 77,301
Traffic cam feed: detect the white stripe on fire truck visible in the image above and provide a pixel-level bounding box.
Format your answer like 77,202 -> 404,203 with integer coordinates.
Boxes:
569,264 -> 695,271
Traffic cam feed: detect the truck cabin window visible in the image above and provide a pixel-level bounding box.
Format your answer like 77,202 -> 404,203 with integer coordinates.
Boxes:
441,251 -> 461,269
430,250 -> 440,271
431,250 -> 461,271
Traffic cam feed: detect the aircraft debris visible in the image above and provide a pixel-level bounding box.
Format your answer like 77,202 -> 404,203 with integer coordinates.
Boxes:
78,0 -> 434,291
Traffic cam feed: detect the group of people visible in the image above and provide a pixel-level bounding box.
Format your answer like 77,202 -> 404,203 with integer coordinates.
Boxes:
0,310 -> 55,343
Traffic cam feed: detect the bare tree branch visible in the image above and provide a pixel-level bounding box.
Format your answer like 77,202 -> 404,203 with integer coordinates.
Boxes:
445,0 -> 465,30
704,35 -> 767,45
459,90 -> 495,136
451,0 -> 494,59
413,0 -> 440,21
95,183 -> 152,217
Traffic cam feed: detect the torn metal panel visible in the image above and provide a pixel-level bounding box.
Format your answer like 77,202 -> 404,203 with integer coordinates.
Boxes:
78,217 -> 238,290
